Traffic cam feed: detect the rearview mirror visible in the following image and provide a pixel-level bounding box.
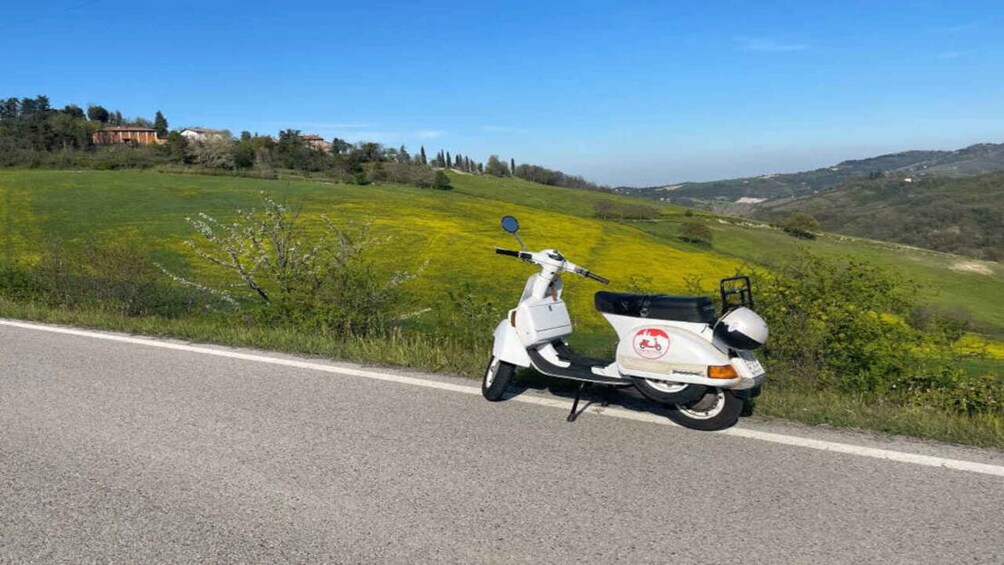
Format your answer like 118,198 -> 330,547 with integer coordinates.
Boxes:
501,216 -> 519,234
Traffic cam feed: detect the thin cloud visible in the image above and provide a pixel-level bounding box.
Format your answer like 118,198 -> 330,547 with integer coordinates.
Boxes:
736,36 -> 808,53
938,22 -> 977,34
480,125 -> 527,134
265,121 -> 377,130
938,50 -> 965,60
415,129 -> 446,139
340,130 -> 402,141
327,122 -> 377,129
332,129 -> 447,143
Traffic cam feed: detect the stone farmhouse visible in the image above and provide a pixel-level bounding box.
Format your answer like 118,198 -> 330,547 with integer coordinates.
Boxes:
302,134 -> 331,151
91,126 -> 163,146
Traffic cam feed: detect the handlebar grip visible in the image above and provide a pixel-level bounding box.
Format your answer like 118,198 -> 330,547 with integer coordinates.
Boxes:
495,248 -> 520,257
586,272 -> 610,284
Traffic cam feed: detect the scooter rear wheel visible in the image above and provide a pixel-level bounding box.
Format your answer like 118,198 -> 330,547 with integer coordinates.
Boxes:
631,378 -> 707,405
482,356 -> 516,401
667,388 -> 742,431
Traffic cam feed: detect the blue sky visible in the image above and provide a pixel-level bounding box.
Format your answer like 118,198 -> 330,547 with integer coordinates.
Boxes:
3,0 -> 1003,185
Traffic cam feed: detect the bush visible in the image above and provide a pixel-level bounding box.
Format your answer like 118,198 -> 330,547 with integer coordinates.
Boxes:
433,170 -> 452,190
435,282 -> 501,347
0,241 -> 204,317
593,200 -> 660,220
781,212 -> 820,239
178,194 -> 419,335
752,252 -> 1001,415
679,219 -> 713,245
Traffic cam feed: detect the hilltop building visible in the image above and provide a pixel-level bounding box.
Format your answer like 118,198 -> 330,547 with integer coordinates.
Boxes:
180,128 -> 228,141
302,134 -> 331,151
91,126 -> 163,146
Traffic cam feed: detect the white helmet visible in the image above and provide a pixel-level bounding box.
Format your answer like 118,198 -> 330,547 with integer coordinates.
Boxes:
714,307 -> 769,350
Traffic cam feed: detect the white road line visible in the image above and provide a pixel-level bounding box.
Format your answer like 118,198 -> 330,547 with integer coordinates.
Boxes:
3,318 -> 1004,478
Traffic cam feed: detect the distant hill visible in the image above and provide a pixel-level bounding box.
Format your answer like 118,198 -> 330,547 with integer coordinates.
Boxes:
754,172 -> 1004,261
620,142 -> 1004,205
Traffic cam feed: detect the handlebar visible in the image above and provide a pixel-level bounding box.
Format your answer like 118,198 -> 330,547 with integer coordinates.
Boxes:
572,265 -> 608,284
495,247 -> 531,261
495,247 -> 608,284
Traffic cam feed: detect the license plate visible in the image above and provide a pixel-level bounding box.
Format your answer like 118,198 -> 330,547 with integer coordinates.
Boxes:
739,351 -> 765,377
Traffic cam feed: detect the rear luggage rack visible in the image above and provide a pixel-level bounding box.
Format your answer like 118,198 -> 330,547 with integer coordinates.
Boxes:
720,275 -> 753,313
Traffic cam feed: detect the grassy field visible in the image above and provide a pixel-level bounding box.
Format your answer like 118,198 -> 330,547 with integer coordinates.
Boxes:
632,217 -> 1004,333
1,168 -> 1002,446
0,170 -> 741,336
446,173 -> 1004,334
3,169 -> 999,331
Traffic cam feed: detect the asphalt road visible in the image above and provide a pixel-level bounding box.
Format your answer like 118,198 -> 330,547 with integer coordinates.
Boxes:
2,321 -> 1003,564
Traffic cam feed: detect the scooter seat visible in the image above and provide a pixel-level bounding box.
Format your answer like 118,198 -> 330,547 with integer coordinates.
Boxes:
594,291 -> 717,324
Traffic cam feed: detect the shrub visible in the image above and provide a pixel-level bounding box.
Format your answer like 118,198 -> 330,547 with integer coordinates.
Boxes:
781,212 -> 820,239
178,194 -> 419,335
433,170 -> 453,190
679,219 -> 713,245
0,241 -> 204,317
751,252 -> 1001,415
435,282 -> 501,347
593,200 -> 660,220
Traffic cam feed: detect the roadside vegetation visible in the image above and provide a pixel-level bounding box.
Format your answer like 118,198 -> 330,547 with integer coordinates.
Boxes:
1,168 -> 1001,447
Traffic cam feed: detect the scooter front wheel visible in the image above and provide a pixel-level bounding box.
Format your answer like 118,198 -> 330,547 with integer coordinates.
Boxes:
482,356 -> 516,401
667,388 -> 742,431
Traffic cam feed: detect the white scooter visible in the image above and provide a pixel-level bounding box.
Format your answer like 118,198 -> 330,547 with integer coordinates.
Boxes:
484,216 -> 769,431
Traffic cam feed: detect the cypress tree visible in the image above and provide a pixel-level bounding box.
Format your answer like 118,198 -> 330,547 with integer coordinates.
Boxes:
446,151 -> 451,169
510,158 -> 516,175
419,146 -> 427,165
153,110 -> 168,139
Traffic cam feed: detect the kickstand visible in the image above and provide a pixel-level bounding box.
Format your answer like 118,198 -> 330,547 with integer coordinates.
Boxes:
600,385 -> 614,407
567,382 -> 589,422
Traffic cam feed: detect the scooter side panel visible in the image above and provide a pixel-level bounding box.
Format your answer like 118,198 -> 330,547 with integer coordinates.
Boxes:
615,324 -> 731,371
492,317 -> 531,367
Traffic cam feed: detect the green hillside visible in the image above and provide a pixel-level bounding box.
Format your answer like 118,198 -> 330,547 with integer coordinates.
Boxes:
0,170 -> 739,338
621,142 -> 1004,204
753,172 -> 1004,261
446,172 -> 1004,334
2,169 -> 1001,334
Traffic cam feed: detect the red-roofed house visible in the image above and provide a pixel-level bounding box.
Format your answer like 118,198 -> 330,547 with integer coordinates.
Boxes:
302,134 -> 331,151
91,126 -> 164,146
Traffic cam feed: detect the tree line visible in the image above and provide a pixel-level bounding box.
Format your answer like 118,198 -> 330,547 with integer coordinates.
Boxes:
0,94 -> 605,192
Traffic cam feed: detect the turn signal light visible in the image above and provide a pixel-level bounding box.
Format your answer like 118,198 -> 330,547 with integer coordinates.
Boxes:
708,365 -> 739,379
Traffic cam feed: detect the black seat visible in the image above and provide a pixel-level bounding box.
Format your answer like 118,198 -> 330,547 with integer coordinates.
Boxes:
594,291 -> 717,324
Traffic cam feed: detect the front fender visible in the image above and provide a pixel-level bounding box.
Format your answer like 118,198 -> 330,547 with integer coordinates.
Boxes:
492,317 -> 531,367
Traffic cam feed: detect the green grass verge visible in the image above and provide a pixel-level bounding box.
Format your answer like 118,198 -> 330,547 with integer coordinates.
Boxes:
0,298 -> 485,376
756,387 -> 1003,449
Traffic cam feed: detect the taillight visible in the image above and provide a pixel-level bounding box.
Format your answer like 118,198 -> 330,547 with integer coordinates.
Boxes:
707,365 -> 739,379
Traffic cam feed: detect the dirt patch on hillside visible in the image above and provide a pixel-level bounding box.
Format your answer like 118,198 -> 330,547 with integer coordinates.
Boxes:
949,261 -> 995,276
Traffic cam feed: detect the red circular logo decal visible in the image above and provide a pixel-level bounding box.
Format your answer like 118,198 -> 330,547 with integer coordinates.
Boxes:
633,328 -> 670,359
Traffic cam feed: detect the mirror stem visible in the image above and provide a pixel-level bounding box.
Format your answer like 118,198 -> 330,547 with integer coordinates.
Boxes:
513,232 -> 527,251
